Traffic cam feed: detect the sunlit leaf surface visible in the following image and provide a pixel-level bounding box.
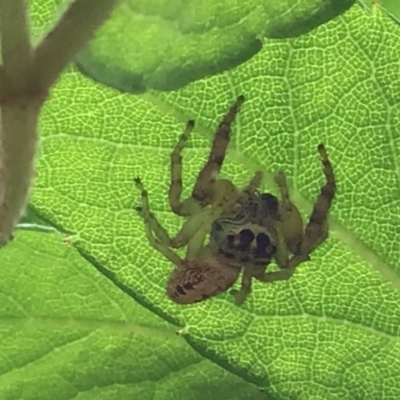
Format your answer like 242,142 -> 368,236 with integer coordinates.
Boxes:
7,2 -> 400,399
0,231 -> 265,399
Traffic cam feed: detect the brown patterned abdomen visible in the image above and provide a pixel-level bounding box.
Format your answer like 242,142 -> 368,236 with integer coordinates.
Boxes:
166,258 -> 239,304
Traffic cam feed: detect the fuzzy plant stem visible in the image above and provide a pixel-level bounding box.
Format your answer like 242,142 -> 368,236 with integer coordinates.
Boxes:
0,0 -> 119,247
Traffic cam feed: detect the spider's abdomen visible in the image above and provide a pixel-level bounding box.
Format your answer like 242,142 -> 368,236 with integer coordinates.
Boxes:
166,258 -> 239,304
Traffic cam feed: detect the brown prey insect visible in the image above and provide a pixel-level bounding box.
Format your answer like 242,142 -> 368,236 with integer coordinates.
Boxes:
134,96 -> 336,305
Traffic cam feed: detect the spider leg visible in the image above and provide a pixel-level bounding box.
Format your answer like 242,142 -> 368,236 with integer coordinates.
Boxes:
135,177 -> 226,250
134,177 -> 176,244
231,267 -> 253,306
236,170 -> 263,204
185,228 -> 209,260
136,208 -> 183,267
177,176 -> 242,255
274,170 -> 304,256
286,144 -> 336,269
253,266 -> 297,283
136,176 -> 201,248
211,178 -> 240,211
134,179 -> 182,266
191,95 -> 245,206
169,120 -> 200,216
173,178 -> 241,248
231,262 -> 295,305
273,220 -> 291,268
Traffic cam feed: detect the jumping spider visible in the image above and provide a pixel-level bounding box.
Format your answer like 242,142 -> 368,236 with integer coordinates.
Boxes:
134,95 -> 336,305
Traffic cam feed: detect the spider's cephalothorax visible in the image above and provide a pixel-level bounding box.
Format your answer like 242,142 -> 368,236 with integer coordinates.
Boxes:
210,192 -> 279,267
134,94 -> 336,306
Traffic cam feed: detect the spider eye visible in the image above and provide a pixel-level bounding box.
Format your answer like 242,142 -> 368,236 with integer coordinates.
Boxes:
255,232 -> 271,257
237,229 -> 255,250
256,232 -> 270,247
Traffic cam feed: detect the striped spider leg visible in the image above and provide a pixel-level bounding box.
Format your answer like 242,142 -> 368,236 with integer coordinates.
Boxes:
274,144 -> 336,270
168,95 -> 245,220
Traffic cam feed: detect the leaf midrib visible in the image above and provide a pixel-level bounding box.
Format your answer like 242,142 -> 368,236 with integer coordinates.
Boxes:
0,315 -> 179,338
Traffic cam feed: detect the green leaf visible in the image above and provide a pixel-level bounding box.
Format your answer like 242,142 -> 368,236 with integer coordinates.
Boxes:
29,3 -> 400,399
73,0 -> 354,92
0,231 -> 265,400
359,0 -> 400,23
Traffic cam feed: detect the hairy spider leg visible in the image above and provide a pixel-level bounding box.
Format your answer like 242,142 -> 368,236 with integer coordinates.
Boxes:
191,95 -> 245,206
232,266 -> 253,306
134,177 -> 175,243
169,120 -> 200,217
180,179 -> 241,254
232,255 -> 296,306
134,179 -> 183,266
254,264 -> 296,283
236,170 -> 263,205
210,170 -> 263,218
286,144 -> 336,268
135,177 -> 235,252
166,167 -> 261,252
274,170 -> 304,258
